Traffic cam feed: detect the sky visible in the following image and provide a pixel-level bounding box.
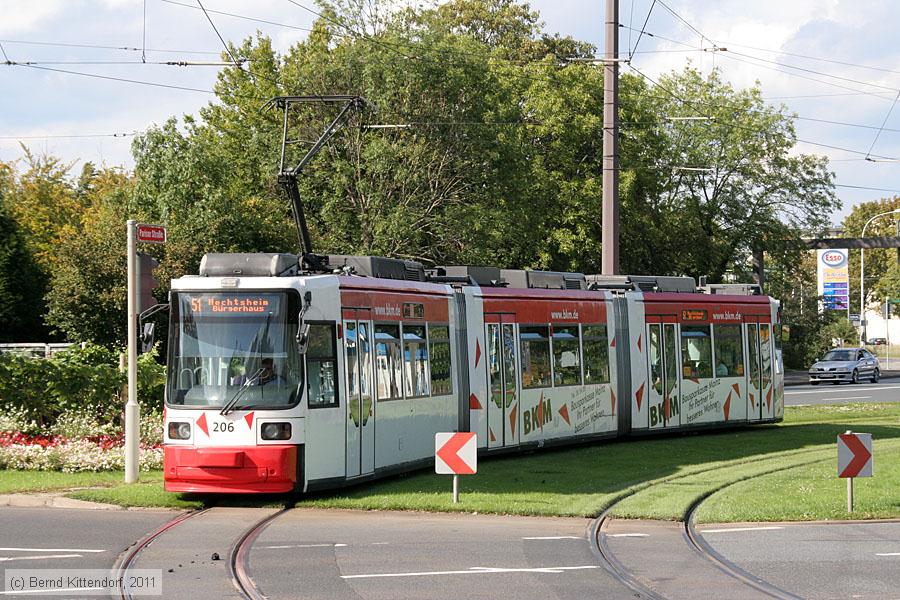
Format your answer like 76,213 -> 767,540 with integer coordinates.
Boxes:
2,0 -> 900,226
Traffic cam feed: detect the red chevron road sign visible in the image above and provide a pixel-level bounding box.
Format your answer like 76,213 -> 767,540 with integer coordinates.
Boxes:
838,432 -> 872,478
435,432 -> 477,475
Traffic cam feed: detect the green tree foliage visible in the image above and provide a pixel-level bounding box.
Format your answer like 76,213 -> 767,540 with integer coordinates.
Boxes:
4,0 -> 842,352
44,171 -> 134,345
618,68 -> 838,280
0,167 -> 47,341
842,196 -> 900,311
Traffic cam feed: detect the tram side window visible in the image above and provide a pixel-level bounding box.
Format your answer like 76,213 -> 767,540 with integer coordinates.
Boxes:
375,324 -> 403,400
429,325 -> 453,396
583,325 -> 610,385
681,325 -> 713,379
403,325 -> 430,398
552,325 -> 582,386
713,324 -> 744,378
520,325 -> 552,389
307,323 -> 338,408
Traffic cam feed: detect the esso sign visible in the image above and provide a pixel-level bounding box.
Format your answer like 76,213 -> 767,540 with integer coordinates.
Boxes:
822,251 -> 846,267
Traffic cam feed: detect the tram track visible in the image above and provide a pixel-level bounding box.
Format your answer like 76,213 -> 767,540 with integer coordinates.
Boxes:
112,505 -> 292,600
228,507 -> 293,600
681,458 -> 833,600
112,508 -> 209,600
589,448 -> 832,599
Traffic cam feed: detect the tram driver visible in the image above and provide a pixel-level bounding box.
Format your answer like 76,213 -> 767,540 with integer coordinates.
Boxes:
231,358 -> 287,386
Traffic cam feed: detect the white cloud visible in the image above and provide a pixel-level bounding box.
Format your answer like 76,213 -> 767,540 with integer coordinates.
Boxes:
0,0 -> 65,35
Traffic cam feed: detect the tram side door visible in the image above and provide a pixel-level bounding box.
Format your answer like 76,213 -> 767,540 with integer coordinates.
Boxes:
486,314 -> 519,448
343,310 -> 375,478
646,317 -> 680,429
744,319 -> 769,422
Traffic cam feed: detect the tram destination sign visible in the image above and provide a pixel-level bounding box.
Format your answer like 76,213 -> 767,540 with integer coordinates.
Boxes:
136,223 -> 167,244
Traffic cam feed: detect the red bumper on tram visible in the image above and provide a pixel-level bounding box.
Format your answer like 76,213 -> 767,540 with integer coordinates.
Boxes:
164,445 -> 298,493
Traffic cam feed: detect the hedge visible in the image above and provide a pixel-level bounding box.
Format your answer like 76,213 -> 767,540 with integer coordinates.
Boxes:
0,343 -> 165,426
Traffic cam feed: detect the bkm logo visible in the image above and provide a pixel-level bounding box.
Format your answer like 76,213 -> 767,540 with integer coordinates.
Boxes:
821,250 -> 847,268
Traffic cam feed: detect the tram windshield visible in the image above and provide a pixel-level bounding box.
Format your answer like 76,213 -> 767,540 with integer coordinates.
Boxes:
166,291 -> 302,409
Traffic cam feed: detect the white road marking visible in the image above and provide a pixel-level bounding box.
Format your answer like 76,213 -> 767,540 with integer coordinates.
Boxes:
0,587 -> 105,595
606,533 -> 650,538
342,565 -> 599,579
0,547 -> 105,553
876,553 -> 900,556
0,554 -> 82,562
522,536 -> 582,540
260,543 -> 347,549
700,526 -> 784,534
824,396 -> 872,401
786,385 -> 900,395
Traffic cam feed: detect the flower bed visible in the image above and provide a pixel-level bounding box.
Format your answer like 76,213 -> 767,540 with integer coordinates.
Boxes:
0,410 -> 164,473
0,438 -> 163,473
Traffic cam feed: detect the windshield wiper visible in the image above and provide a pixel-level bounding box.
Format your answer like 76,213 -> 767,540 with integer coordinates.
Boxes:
220,368 -> 264,416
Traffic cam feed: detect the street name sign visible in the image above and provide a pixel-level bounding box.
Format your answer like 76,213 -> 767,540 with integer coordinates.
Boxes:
435,432 -> 477,475
136,224 -> 167,244
838,432 -> 872,478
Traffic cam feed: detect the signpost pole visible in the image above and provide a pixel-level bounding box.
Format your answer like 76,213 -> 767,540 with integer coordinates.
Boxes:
847,476 -> 853,513
453,475 -> 459,504
125,220 -> 139,484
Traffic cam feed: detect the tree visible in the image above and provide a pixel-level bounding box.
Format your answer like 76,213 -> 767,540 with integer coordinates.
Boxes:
0,171 -> 46,341
617,67 -> 838,280
841,196 -> 900,313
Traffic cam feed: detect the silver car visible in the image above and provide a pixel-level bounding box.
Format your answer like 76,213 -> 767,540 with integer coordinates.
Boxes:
808,347 -> 880,385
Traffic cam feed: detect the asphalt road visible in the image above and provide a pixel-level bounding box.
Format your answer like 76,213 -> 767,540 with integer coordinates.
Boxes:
0,507 -> 174,596
700,521 -> 900,599
785,377 -> 900,405
248,509 -> 632,600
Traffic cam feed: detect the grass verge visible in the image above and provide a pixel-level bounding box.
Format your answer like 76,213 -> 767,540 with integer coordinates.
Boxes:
0,403 -> 894,521
0,470 -> 151,495
297,403 -> 900,521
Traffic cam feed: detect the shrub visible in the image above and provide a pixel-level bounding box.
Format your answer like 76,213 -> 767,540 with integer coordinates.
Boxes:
0,342 -> 166,426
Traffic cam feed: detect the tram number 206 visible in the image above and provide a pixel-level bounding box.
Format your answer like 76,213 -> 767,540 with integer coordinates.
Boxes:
213,421 -> 235,433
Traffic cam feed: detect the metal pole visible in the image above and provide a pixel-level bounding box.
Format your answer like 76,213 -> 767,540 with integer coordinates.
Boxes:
601,0 -> 619,275
125,220 -> 140,483
452,475 -> 459,504
847,476 -> 853,513
860,244 -> 866,344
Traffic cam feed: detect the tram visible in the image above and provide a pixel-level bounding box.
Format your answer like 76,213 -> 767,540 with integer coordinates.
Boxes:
162,253 -> 783,493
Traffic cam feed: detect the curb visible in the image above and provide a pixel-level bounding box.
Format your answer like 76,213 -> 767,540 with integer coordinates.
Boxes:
0,492 -> 124,510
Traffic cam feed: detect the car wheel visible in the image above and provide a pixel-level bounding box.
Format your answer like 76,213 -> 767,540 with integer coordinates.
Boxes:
871,368 -> 880,383
851,369 -> 859,384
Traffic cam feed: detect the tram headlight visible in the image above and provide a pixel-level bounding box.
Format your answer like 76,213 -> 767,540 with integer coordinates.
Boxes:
261,422 -> 291,440
168,421 -> 191,440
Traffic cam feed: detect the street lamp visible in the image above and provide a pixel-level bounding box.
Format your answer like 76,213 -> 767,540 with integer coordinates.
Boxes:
860,208 -> 900,343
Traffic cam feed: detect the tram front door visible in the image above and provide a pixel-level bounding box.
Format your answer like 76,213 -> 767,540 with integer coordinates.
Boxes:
344,310 -> 375,478
486,315 -> 519,449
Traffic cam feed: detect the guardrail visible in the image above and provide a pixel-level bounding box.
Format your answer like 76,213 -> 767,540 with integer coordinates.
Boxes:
0,343 -> 77,358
